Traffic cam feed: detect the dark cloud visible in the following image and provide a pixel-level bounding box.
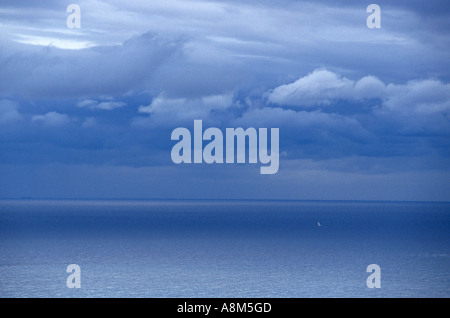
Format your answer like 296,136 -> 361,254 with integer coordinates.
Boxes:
0,32 -> 182,98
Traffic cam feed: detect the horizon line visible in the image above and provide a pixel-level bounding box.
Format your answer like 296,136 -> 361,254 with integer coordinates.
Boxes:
0,198 -> 449,204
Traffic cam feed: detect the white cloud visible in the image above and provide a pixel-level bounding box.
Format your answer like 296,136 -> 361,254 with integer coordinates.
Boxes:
138,92 -> 234,119
78,99 -> 126,110
15,34 -> 95,50
353,76 -> 386,99
32,111 -> 70,127
268,69 -> 450,115
267,69 -> 378,106
0,100 -> 22,124
384,79 -> 450,114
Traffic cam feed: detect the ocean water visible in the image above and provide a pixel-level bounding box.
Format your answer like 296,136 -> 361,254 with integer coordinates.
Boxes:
0,200 -> 449,298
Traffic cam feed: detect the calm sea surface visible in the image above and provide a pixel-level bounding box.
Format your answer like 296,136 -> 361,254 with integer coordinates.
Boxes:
0,200 -> 449,297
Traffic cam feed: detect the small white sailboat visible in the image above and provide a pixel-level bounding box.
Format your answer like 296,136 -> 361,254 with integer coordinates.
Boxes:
317,221 -> 321,227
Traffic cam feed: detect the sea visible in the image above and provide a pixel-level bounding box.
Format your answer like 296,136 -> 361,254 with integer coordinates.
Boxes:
0,200 -> 449,298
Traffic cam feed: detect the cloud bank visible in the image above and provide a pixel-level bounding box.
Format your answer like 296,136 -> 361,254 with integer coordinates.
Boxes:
0,0 -> 449,200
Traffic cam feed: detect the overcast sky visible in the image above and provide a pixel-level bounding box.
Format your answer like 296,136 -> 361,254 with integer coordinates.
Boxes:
0,0 -> 449,201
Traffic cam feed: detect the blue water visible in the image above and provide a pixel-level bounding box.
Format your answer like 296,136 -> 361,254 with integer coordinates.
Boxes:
0,200 -> 449,297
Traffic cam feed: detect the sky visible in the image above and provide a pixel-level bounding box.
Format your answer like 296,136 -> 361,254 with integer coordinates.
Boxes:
0,0 -> 449,201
